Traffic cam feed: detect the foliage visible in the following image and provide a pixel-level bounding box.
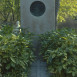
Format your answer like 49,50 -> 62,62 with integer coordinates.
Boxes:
57,0 -> 77,23
0,0 -> 20,25
0,25 -> 35,77
40,29 -> 77,77
0,25 -> 13,35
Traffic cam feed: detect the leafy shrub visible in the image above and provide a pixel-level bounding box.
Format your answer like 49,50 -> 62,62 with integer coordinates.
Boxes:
0,25 -> 35,77
40,29 -> 77,77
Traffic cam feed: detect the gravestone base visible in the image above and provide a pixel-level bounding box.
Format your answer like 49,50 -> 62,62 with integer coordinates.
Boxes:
28,59 -> 51,77
28,37 -> 51,77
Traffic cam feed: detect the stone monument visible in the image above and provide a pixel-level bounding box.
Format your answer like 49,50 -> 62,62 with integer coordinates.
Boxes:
20,0 -> 55,34
20,0 -> 55,77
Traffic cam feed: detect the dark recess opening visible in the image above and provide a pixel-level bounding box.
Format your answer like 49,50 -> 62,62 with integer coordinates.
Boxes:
30,1 -> 46,17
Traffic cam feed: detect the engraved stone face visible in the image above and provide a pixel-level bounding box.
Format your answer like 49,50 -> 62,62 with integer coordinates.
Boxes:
30,1 -> 46,17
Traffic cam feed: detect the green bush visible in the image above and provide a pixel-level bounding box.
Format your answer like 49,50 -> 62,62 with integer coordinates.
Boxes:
0,26 -> 35,77
40,29 -> 77,77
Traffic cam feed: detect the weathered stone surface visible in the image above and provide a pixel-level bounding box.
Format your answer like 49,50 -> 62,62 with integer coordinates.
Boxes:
20,0 -> 55,34
20,0 -> 55,77
28,60 -> 51,77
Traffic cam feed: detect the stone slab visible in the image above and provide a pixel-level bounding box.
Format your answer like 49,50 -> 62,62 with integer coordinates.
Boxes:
20,0 -> 55,34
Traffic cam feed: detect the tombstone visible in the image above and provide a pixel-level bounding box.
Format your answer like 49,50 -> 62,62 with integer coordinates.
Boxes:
20,0 -> 55,77
20,0 -> 55,34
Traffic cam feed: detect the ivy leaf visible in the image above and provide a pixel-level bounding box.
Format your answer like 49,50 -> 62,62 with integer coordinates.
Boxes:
10,57 -> 16,63
72,72 -> 75,77
6,64 -> 11,70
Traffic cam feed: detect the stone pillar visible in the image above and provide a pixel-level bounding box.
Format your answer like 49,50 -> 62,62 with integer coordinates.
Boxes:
20,0 -> 55,77
20,0 -> 55,34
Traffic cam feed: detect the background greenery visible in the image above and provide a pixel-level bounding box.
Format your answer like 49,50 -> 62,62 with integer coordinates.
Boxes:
0,0 -> 20,25
57,0 -> 77,23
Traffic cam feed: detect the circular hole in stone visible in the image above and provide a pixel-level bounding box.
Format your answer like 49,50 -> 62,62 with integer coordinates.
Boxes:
30,1 -> 46,17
